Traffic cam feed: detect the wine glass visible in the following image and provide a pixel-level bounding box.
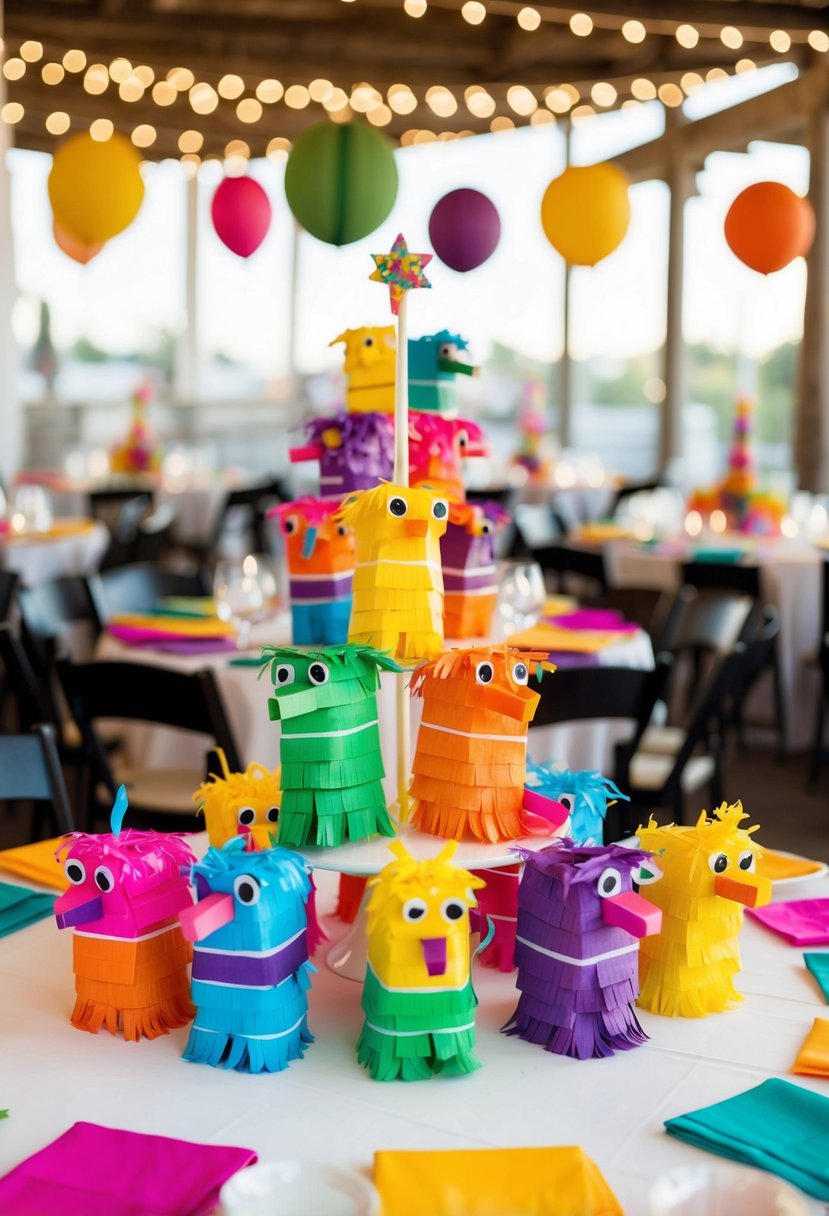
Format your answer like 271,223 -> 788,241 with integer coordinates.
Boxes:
495,560 -> 546,638
9,485 -> 53,534
213,554 -> 275,650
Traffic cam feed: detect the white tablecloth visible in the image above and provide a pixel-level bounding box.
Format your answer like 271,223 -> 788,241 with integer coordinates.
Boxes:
0,521 -> 109,583
604,539 -> 824,752
0,865 -> 826,1213
96,615 -> 655,798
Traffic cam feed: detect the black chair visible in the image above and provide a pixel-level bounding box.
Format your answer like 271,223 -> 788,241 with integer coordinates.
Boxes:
680,560 -> 785,752
0,570 -> 18,622
57,657 -> 242,830
504,503 -> 568,560
531,543 -> 608,600
0,722 -> 76,838
181,476 -> 290,563
98,494 -> 153,570
810,554 -> 829,784
132,502 -> 178,563
609,477 -> 666,518
622,611 -> 781,828
89,562 -> 211,621
528,656 -> 674,840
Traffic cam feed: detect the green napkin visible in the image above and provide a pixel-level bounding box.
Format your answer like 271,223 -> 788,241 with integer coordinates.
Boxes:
665,1078 -> 829,1200
0,881 -> 56,939
805,953 -> 829,1003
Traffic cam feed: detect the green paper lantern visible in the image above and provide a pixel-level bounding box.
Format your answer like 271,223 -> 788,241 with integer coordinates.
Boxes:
284,122 -> 398,246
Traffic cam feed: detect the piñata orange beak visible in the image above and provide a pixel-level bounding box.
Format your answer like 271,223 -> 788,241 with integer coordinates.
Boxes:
715,872 -> 772,907
405,519 -> 429,537
243,824 -> 274,851
480,683 -> 540,722
601,890 -> 662,938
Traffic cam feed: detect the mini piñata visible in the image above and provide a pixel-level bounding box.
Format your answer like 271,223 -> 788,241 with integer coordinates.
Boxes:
441,501 -> 507,639
271,496 -> 355,645
523,764 -> 629,846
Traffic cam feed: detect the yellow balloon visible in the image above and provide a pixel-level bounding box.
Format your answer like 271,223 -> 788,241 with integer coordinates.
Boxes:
48,132 -> 144,245
540,162 -> 631,266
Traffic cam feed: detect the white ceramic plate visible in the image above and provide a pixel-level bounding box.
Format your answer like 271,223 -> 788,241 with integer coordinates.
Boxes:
219,1160 -> 380,1216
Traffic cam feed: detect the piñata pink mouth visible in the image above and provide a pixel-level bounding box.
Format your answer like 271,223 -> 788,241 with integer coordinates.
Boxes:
421,937 -> 447,976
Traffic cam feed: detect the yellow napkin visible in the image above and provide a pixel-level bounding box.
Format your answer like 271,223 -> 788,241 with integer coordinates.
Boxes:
373,1146 -> 622,1216
4,518 -> 97,543
756,850 -> 826,881
569,522 -> 641,543
108,613 -> 235,638
0,837 -> 68,891
793,1017 -> 829,1079
507,624 -> 622,653
542,595 -> 577,616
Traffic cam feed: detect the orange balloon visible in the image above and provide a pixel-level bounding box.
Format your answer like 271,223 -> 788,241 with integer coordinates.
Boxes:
724,182 -> 815,274
53,220 -> 104,265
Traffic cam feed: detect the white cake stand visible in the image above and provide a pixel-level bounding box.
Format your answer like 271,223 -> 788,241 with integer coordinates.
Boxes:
296,819 -> 568,981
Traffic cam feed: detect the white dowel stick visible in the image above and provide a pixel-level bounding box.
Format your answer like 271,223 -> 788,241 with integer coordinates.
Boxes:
393,288 -> 410,815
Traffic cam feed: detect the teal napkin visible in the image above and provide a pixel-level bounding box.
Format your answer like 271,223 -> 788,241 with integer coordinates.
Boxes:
690,547 -> 746,563
665,1078 -> 829,1200
227,656 -> 265,667
805,953 -> 829,1003
0,882 -> 55,939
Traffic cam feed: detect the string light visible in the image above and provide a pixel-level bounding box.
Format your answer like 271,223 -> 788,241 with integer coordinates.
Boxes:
621,20 -> 646,44
1,102 -> 24,123
119,75 -> 145,102
680,71 -> 704,94
131,124 -> 157,147
151,81 -> 176,105
41,63 -> 65,85
20,41 -> 43,62
178,129 -> 203,153
329,103 -> 353,123
403,0 -> 427,15
591,81 -> 617,107
367,104 -> 392,126
426,85 -> 457,117
569,13 -> 593,36
530,109 -> 554,125
237,97 -> 263,121
461,2 -> 486,24
256,79 -> 283,103
706,67 -> 728,82
322,87 -> 349,112
108,58 -> 132,82
490,115 -> 514,132
89,118 -> 113,140
45,111 -> 70,134
266,135 -> 291,161
657,82 -> 683,107
189,82 -> 218,114
571,103 -> 596,120
506,84 -> 537,115
413,129 -> 437,143
62,49 -> 86,72
218,74 -> 245,100
465,86 -> 496,117
675,24 -> 699,48
350,83 -> 382,112
3,59 -> 25,81
517,8 -> 540,31
720,26 -> 743,50
134,65 -> 154,86
167,67 -> 195,91
309,78 -> 333,103
631,78 -> 656,101
735,58 -> 756,74
83,64 -> 108,94
769,30 -> 791,53
544,86 -> 575,113
809,30 -> 829,52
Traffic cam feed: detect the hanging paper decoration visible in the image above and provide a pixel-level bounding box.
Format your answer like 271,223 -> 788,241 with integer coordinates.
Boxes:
330,327 -> 397,414
504,840 -> 662,1058
339,482 -> 448,662
52,220 -> 104,265
194,747 -> 281,851
270,497 -> 355,645
408,331 -> 476,418
523,764 -> 629,846
428,188 -> 501,273
48,132 -> 144,246
180,837 -> 314,1072
409,645 -> 554,842
262,643 -> 403,847
110,381 -> 163,474
637,802 -> 772,1017
284,122 -> 398,246
357,839 -> 485,1081
441,501 -> 507,639
290,412 -> 395,500
211,176 -> 272,258
540,163 -> 631,266
54,786 -> 195,1040
724,181 -> 815,275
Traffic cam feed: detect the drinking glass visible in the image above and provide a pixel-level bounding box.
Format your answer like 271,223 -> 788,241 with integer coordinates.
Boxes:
213,554 -> 275,650
495,560 -> 546,638
9,485 -> 53,534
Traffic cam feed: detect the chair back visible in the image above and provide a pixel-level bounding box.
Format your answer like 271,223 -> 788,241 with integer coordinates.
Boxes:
0,622 -> 53,730
530,654 -> 673,732
681,559 -> 761,597
0,722 -> 75,833
57,658 -> 242,800
0,570 -> 18,621
531,543 -> 607,598
211,476 -> 289,555
90,563 -> 210,620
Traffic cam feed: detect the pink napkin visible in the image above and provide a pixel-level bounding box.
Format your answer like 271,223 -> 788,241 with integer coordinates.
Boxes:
550,609 -> 639,634
0,1121 -> 256,1216
747,899 -> 829,946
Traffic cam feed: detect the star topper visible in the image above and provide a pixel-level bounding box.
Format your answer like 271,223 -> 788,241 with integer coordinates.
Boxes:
370,233 -> 432,315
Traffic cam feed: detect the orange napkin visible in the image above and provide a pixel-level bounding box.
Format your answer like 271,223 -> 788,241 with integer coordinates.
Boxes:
757,850 -> 826,881
792,1017 -> 829,1079
0,837 -> 68,891
373,1146 -> 622,1216
569,522 -> 641,543
507,624 -> 622,653
3,519 -> 97,544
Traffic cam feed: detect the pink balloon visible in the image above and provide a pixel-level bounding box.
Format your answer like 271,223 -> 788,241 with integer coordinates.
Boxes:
211,176 -> 272,258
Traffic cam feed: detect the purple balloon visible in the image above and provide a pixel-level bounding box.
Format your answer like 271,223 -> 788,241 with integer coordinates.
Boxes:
429,188 -> 501,272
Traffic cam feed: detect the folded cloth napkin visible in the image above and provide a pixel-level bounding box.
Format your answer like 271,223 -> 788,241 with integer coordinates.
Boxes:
0,882 -> 55,938
689,547 -> 747,563
664,1077 -> 829,1200
747,899 -> 829,945
756,850 -> 826,882
0,1122 -> 257,1216
107,614 -> 235,643
373,1146 -> 622,1216
804,953 -> 829,1003
793,1017 -> 829,1079
550,608 -> 639,634
0,838 -> 67,892
506,624 -> 623,654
